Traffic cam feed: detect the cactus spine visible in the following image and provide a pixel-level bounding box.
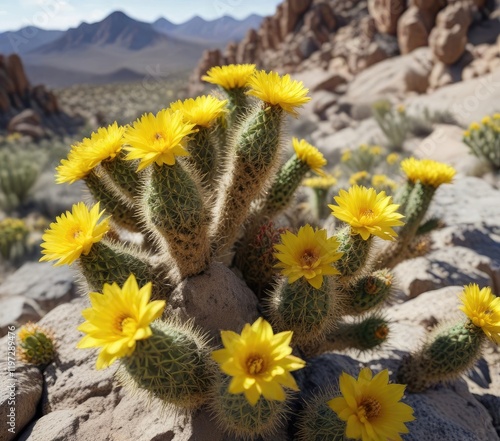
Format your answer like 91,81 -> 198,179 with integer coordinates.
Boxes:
296,388 -> 348,441
397,321 -> 484,393
211,105 -> 284,254
18,323 -> 56,366
78,239 -> 168,297
119,319 -> 214,409
334,226 -> 372,278
85,170 -> 142,233
339,269 -> 394,315
268,277 -> 339,345
210,373 -> 289,439
142,162 -> 210,278
320,314 -> 390,353
376,182 -> 434,269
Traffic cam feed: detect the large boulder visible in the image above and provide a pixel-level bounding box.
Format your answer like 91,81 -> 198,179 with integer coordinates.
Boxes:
344,47 -> 433,104
398,6 -> 434,54
368,0 -> 406,35
429,3 -> 472,65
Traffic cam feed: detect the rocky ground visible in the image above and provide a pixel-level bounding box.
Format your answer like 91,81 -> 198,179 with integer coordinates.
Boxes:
0,174 -> 498,441
0,0 -> 499,439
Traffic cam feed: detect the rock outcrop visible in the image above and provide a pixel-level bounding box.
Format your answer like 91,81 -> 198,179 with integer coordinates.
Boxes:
190,0 -> 499,102
0,53 -> 82,138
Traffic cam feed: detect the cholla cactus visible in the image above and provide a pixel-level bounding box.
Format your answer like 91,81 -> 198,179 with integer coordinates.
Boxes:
0,149 -> 45,213
375,157 -> 456,269
0,217 -> 30,261
372,100 -> 409,150
17,322 -> 56,367
398,284 -> 500,392
463,114 -> 500,169
37,65 -> 469,439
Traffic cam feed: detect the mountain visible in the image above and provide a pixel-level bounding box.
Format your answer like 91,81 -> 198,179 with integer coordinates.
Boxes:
0,27 -> 63,54
8,11 -> 263,87
32,11 -> 171,53
154,14 -> 263,44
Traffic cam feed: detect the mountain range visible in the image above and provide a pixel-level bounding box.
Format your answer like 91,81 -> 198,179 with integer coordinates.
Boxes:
0,11 -> 263,87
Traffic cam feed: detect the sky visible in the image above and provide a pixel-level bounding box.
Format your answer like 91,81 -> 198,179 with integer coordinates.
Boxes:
0,0 -> 282,32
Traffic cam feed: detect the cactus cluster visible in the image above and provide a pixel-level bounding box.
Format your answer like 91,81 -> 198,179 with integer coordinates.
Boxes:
36,65 -> 500,440
398,283 -> 500,393
463,114 -> 500,169
0,217 -> 30,262
372,100 -> 409,150
0,149 -> 46,213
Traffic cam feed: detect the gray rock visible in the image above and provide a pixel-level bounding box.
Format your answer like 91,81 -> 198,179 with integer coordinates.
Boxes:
393,246 -> 493,299
167,262 -> 259,342
0,361 -> 43,441
0,262 -> 76,314
430,176 -> 500,227
0,297 -> 42,337
408,67 -> 500,127
343,47 -> 434,105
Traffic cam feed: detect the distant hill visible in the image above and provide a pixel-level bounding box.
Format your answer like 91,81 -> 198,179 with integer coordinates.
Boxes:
0,27 -> 63,54
32,11 -> 171,53
153,14 -> 263,44
1,11 -> 263,87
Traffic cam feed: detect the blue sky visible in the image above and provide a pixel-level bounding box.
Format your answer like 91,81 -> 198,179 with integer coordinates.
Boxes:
0,0 -> 282,31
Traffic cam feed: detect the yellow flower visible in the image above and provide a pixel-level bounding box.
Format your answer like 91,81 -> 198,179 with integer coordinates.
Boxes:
303,174 -> 337,189
77,274 -> 165,369
396,104 -> 406,114
211,317 -> 305,406
459,284 -> 500,344
40,202 -> 109,266
201,64 -> 256,89
246,70 -> 311,117
469,122 -> 481,131
386,153 -> 400,165
124,109 -> 196,171
371,174 -> 397,191
329,186 -> 405,241
292,137 -> 326,175
81,122 -> 126,169
401,158 -> 456,188
341,150 -> 352,162
55,140 -> 93,184
493,113 -> 500,120
328,367 -> 415,441
481,116 -> 492,125
463,130 -> 471,138
369,146 -> 382,155
349,171 -> 370,186
274,224 -> 343,289
170,95 -> 228,127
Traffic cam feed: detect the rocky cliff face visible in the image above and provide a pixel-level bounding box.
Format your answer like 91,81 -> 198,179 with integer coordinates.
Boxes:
0,53 -> 82,138
190,0 -> 500,94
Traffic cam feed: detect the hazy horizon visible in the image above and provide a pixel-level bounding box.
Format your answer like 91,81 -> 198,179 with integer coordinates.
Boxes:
0,0 -> 282,33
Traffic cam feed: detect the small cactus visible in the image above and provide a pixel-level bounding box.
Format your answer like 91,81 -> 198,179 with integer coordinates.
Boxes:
398,284 -> 500,392
463,114 -> 500,169
17,322 -> 56,367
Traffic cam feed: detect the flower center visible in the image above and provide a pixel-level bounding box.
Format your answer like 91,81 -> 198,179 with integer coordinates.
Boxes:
358,397 -> 382,422
300,249 -> 318,268
246,355 -> 265,375
115,316 -> 136,336
360,208 -> 375,218
155,133 -> 163,140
